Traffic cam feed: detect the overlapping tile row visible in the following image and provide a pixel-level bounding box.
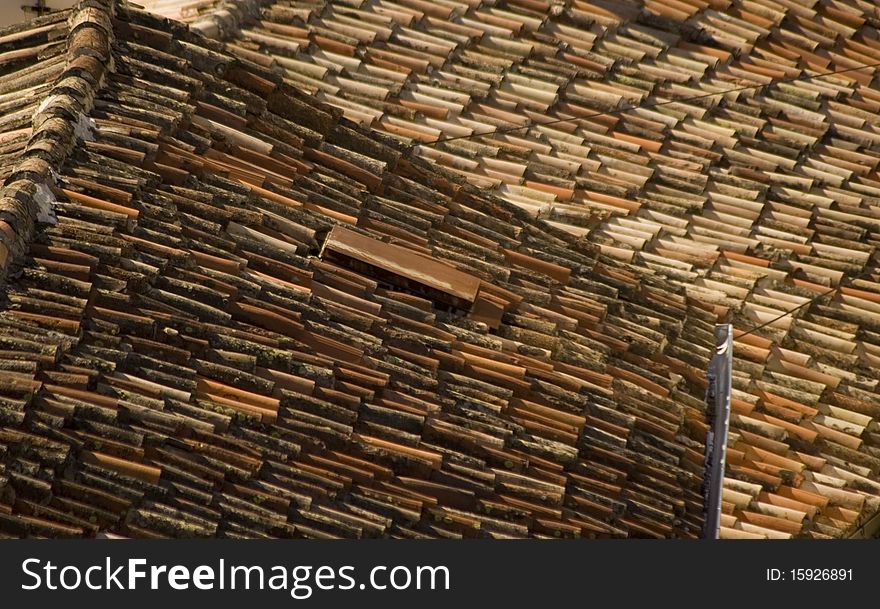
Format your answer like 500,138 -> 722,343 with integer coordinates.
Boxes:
0,0 -> 722,539
0,9 -> 77,274
128,0 -> 880,538
0,11 -> 70,179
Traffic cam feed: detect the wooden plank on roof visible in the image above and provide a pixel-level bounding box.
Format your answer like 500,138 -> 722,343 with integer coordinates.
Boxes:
321,226 -> 481,306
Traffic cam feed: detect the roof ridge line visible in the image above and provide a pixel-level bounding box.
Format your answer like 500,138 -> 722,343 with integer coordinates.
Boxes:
0,0 -> 115,282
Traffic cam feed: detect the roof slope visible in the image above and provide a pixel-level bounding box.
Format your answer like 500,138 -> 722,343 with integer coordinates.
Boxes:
0,0 -> 720,540
0,0 -> 876,540
140,0 -> 880,539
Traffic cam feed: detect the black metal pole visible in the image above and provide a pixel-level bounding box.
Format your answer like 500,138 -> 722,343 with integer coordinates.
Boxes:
21,0 -> 50,18
702,323 -> 733,539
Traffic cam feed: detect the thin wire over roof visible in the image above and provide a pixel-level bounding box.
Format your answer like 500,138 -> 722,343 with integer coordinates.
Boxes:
1,0 -> 880,539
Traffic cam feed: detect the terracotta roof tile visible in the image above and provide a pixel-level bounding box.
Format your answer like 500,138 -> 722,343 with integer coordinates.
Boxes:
0,0 -> 878,538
